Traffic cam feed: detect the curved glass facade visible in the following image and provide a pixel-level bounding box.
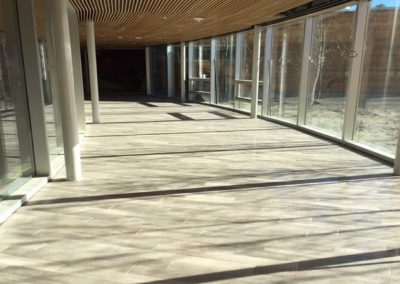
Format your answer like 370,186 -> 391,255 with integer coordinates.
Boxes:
149,1 -> 400,161
0,0 -> 34,197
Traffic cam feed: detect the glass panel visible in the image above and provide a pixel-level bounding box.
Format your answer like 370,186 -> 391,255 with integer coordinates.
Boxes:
269,20 -> 305,123
239,31 -> 253,80
259,29 -> 265,82
305,5 -> 357,136
34,0 -> 64,165
0,0 -> 33,196
173,45 -> 181,98
216,34 -> 236,107
150,46 -> 167,96
353,0 -> 400,156
190,79 -> 211,102
238,82 -> 252,98
192,39 -> 211,79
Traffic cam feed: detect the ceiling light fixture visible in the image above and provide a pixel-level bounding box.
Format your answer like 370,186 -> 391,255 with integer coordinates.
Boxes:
117,36 -> 123,39
135,36 -> 142,40
193,17 -> 205,23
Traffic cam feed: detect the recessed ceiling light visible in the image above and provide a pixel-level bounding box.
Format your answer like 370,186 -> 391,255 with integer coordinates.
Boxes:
193,17 -> 205,23
163,16 -> 168,20
117,36 -> 123,39
135,36 -> 142,40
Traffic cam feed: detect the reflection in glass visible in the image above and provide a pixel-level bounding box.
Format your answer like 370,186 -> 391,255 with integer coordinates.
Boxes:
190,39 -> 211,102
0,0 -> 33,196
150,46 -> 168,96
236,31 -> 254,112
34,0 -> 64,166
239,31 -> 253,80
216,34 -> 236,107
191,79 -> 211,102
192,39 -> 211,79
269,20 -> 305,123
173,45 -> 181,98
305,5 -> 357,136
353,0 -> 400,156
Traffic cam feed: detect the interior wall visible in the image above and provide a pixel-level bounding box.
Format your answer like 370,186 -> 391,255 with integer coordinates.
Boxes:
82,48 -> 146,101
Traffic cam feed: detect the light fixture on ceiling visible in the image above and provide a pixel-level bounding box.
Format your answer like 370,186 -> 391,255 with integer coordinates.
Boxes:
193,17 -> 205,23
135,36 -> 142,40
117,36 -> 123,39
163,16 -> 168,20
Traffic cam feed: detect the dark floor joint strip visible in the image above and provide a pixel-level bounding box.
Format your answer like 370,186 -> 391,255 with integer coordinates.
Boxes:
209,111 -> 237,119
140,102 -> 158,107
175,102 -> 191,107
168,112 -> 195,121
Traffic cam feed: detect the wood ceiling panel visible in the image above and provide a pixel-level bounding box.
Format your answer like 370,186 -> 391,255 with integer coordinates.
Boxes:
69,0 -> 312,47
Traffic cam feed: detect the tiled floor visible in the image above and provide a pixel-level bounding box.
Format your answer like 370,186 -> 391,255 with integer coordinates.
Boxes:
0,98 -> 400,283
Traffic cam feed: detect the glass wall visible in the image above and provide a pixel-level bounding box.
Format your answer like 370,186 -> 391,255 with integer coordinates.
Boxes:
236,31 -> 254,112
173,45 -> 181,98
353,0 -> 400,156
269,20 -> 305,123
149,1 -> 400,162
216,34 -> 236,107
34,0 -> 64,166
0,0 -> 34,197
305,5 -> 357,136
151,46 -> 168,96
189,39 -> 211,102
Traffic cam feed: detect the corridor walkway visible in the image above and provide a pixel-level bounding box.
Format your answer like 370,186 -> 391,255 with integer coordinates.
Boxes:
0,99 -> 399,283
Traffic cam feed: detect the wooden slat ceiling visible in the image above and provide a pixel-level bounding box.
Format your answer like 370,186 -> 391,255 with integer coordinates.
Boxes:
69,0 -> 312,48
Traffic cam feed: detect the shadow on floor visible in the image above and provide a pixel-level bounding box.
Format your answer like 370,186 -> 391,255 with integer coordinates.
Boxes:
84,127 -> 286,138
138,248 -> 399,283
81,143 -> 333,159
26,173 -> 393,207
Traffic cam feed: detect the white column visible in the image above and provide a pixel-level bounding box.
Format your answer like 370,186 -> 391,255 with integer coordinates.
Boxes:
48,0 -> 82,181
68,4 -> 86,134
343,0 -> 369,141
17,0 -> 50,176
210,37 -> 217,104
298,17 -> 314,126
180,42 -> 186,102
262,27 -> 273,116
167,44 -> 174,98
86,20 -> 100,124
278,32 -> 288,118
145,47 -> 151,95
251,26 -> 262,119
198,45 -> 203,78
395,138 -> 400,175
